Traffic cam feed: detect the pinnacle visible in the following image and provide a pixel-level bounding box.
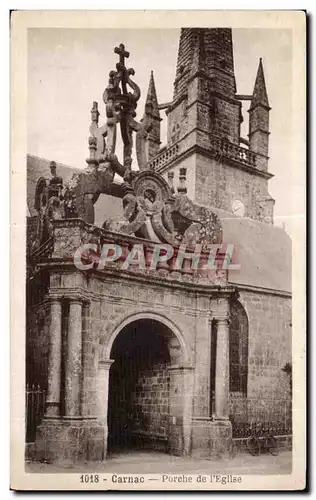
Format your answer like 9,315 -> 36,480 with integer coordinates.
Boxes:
251,58 -> 270,109
144,70 -> 160,119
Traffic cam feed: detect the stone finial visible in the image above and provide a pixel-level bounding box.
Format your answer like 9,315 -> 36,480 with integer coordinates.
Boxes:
177,167 -> 187,194
167,171 -> 175,194
144,71 -> 161,120
249,58 -> 270,110
91,101 -> 99,125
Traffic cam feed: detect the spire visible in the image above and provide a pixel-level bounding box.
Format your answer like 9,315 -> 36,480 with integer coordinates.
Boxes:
248,58 -> 271,172
143,71 -> 161,161
173,28 -> 237,100
250,58 -> 270,110
144,71 -> 160,120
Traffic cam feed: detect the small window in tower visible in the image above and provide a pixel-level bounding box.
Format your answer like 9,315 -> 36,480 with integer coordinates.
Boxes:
219,58 -> 227,70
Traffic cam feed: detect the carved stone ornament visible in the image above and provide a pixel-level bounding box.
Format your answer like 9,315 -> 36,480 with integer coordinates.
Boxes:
32,43 -> 222,251
61,43 -> 153,225
104,170 -> 223,249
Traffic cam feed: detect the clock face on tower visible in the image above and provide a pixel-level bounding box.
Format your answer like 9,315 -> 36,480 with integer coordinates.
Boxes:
232,199 -> 245,217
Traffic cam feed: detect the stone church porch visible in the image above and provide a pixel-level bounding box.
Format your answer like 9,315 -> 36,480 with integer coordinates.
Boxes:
26,29 -> 292,469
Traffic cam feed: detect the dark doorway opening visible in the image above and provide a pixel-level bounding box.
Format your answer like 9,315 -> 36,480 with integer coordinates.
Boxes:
108,319 -> 173,453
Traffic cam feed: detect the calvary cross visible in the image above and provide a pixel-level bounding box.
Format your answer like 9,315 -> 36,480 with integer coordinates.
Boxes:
114,43 -> 130,67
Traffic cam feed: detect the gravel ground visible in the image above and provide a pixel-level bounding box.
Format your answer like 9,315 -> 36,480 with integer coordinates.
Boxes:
25,449 -> 292,475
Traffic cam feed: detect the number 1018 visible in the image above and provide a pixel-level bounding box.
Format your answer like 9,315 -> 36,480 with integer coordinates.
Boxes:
80,474 -> 99,483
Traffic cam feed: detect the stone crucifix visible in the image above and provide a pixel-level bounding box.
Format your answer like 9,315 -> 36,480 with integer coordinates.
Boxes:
114,43 -> 130,65
114,43 -> 130,95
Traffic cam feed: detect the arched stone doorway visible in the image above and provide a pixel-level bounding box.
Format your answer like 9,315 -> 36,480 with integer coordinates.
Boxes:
105,316 -> 193,456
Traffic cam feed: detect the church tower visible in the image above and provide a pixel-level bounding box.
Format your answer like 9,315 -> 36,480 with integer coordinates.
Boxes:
147,28 -> 275,224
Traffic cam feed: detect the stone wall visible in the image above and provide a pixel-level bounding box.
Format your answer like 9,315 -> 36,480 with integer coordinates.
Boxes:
195,153 -> 272,222
193,97 -> 241,145
239,290 -> 292,400
167,97 -> 189,146
131,362 -> 170,436
226,291 -> 292,438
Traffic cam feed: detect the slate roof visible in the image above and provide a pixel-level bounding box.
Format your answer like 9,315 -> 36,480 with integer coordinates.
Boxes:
27,154 -> 291,294
212,207 -> 291,293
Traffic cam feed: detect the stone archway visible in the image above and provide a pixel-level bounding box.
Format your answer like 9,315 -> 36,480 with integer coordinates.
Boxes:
98,313 -> 193,458
103,311 -> 191,364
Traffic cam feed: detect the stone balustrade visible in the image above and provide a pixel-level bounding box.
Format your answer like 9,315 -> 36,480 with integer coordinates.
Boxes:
148,134 -> 257,174
148,144 -> 180,171
209,136 -> 257,167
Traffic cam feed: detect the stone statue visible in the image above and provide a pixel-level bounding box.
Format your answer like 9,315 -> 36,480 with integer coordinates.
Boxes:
48,161 -> 63,199
33,163 -> 65,249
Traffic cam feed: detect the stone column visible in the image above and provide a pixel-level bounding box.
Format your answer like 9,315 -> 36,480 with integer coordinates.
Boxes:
80,301 -> 91,416
208,296 -> 232,458
168,365 -> 194,456
214,312 -> 230,419
96,359 -> 114,459
65,299 -> 83,417
190,297 -> 213,457
182,366 -> 194,455
45,299 -> 62,417
192,296 -> 211,417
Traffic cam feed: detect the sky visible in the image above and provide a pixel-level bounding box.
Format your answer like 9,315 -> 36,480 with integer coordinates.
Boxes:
27,28 -> 297,233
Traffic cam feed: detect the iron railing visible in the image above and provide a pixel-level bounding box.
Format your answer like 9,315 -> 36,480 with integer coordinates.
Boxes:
25,385 -> 292,442
25,383 -> 46,443
228,394 -> 292,438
